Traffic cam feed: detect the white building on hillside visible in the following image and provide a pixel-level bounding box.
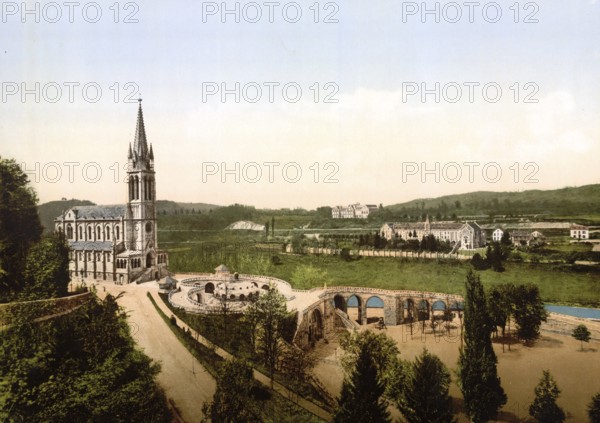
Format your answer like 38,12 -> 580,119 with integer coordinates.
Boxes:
492,228 -> 504,242
570,224 -> 589,240
332,203 -> 378,219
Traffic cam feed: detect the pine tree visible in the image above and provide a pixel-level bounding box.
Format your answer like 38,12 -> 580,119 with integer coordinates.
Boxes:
588,392 -> 600,423
202,358 -> 260,423
334,341 -> 391,423
529,370 -> 565,423
400,349 -> 455,423
458,270 -> 506,423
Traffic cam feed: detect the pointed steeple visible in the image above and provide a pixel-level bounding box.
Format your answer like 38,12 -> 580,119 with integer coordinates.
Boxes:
149,143 -> 154,160
127,142 -> 133,159
133,99 -> 148,159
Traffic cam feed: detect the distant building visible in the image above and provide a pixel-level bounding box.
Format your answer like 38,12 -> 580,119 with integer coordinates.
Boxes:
510,230 -> 531,246
331,203 -> 378,219
509,230 -> 545,246
379,217 -> 484,250
570,224 -> 589,240
492,228 -> 504,242
54,102 -> 169,284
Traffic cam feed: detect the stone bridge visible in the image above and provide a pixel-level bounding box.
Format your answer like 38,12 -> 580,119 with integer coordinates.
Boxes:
295,287 -> 463,349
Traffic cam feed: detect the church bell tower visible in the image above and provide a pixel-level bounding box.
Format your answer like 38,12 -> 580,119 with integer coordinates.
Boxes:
126,100 -> 158,268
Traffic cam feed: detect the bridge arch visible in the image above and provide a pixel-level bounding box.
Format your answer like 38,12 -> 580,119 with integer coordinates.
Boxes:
333,294 -> 346,312
404,298 -> 416,322
417,299 -> 430,321
449,300 -> 464,311
308,308 -> 324,342
365,295 -> 384,324
432,300 -> 447,313
347,294 -> 362,324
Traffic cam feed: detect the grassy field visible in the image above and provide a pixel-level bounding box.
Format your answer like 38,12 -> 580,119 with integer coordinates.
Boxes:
162,239 -> 600,307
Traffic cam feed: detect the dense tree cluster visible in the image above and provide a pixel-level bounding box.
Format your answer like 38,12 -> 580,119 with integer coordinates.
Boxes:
335,331 -> 456,423
0,157 -> 44,301
0,295 -> 172,422
487,283 -> 547,346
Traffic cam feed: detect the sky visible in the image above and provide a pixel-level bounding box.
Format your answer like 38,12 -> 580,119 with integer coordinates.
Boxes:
2,0 -> 599,209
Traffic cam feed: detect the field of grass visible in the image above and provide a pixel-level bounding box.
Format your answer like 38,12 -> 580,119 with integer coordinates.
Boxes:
162,238 -> 600,307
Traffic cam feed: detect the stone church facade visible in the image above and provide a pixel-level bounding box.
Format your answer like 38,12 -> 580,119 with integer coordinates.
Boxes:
54,102 -> 168,284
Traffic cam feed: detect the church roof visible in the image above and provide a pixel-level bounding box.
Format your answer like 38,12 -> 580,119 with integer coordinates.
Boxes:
68,241 -> 114,251
67,205 -> 126,220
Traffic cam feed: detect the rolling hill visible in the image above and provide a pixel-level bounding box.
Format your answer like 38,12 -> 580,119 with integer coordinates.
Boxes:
38,199 -> 221,232
384,185 -> 600,222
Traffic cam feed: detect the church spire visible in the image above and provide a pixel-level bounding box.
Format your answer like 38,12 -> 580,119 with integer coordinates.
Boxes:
133,99 -> 148,159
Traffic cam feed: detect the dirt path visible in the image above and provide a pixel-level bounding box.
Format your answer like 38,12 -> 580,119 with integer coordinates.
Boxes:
98,282 -> 216,423
146,289 -> 333,422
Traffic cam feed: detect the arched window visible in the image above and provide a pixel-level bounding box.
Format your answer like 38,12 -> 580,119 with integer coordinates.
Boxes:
105,226 -> 111,240
116,226 -> 120,240
143,177 -> 148,200
78,226 -> 83,239
129,176 -> 134,201
149,177 -> 155,200
66,224 -> 73,239
134,176 -> 140,199
96,226 -> 101,240
87,226 -> 92,240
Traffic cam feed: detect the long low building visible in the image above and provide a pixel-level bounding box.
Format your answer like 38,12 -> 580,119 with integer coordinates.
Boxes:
380,217 -> 485,250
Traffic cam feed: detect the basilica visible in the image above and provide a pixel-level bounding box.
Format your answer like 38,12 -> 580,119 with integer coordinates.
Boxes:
54,102 -> 168,283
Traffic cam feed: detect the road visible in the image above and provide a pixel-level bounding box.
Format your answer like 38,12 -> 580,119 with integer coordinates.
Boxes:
99,282 -> 216,423
96,280 -> 333,422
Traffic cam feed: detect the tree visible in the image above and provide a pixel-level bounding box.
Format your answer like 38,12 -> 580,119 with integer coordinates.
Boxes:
339,330 -> 400,399
22,233 -> 70,300
0,157 -> 43,301
201,358 -> 260,423
485,242 -> 505,272
265,221 -> 270,237
529,370 -> 565,423
217,283 -> 231,332
513,284 -> 547,344
0,295 -> 172,422
471,253 -> 489,271
572,324 -> 591,351
458,270 -> 506,423
291,264 -> 332,290
488,284 -> 516,352
334,338 -> 391,423
588,392 -> 600,423
271,216 -> 275,237
249,285 -> 290,387
399,349 -> 455,423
